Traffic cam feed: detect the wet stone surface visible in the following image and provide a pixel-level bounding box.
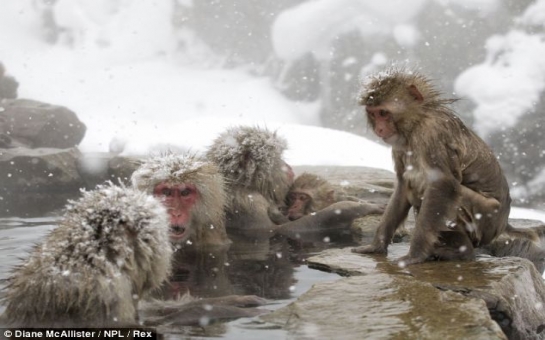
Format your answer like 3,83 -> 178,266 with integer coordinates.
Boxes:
261,245 -> 545,340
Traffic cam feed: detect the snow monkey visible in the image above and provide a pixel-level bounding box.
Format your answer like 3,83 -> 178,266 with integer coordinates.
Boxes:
1,181 -> 266,329
131,152 -> 230,248
1,182 -> 172,327
352,67 -> 545,266
286,172 -> 369,221
206,126 -> 384,237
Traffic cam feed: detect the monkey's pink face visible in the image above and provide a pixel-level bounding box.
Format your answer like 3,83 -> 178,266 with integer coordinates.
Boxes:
287,191 -> 311,220
153,182 -> 198,244
366,105 -> 400,145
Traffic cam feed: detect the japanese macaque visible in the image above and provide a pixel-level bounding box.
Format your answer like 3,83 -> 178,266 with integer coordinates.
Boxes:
1,182 -> 266,329
286,172 -> 364,221
352,68 -> 544,266
1,182 -> 173,328
131,153 -> 230,248
206,126 -> 383,237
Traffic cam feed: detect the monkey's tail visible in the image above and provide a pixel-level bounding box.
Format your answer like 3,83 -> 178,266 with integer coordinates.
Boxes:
481,236 -> 545,273
504,223 -> 545,243
530,224 -> 545,238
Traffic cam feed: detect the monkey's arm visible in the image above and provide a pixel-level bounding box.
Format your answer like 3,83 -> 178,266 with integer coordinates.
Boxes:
352,181 -> 411,254
268,205 -> 290,224
273,201 -> 384,237
188,295 -> 267,307
140,295 -> 268,326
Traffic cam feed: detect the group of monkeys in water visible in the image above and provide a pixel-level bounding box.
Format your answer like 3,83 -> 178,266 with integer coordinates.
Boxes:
2,67 -> 545,330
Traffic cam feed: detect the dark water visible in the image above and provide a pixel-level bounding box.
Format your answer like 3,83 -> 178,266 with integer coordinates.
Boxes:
0,218 -> 353,339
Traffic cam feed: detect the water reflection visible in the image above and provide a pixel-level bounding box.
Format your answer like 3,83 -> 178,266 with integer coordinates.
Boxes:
158,231 -> 356,301
0,217 -> 58,312
0,217 -> 350,338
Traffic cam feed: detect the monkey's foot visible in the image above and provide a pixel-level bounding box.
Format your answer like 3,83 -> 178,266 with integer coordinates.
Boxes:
351,244 -> 387,254
395,254 -> 426,267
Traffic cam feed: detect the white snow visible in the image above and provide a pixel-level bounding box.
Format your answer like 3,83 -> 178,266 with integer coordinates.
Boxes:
455,30 -> 545,136
518,0 -> 545,26
272,0 -> 426,61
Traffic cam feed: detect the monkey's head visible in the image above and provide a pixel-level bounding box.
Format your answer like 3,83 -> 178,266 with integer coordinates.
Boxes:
61,182 -> 172,293
131,152 -> 227,246
287,173 -> 334,220
207,126 -> 293,204
359,68 -> 453,147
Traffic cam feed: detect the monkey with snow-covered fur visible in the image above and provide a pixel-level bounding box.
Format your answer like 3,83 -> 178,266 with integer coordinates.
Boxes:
206,126 -> 384,237
1,182 -> 172,328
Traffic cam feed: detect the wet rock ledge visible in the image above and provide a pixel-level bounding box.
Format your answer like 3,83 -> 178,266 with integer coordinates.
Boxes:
261,244 -> 545,340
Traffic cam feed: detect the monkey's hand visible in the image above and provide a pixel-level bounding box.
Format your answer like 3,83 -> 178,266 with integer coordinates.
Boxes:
268,206 -> 290,224
141,295 -> 269,326
351,243 -> 388,254
327,201 -> 385,221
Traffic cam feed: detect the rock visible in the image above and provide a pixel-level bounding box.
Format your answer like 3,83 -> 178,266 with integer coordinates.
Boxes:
262,273 -> 506,339
0,149 -> 143,217
0,75 -> 18,100
277,246 -> 545,340
77,153 -> 141,188
0,99 -> 86,149
0,147 -> 84,217
0,62 -> 18,100
107,155 -> 141,184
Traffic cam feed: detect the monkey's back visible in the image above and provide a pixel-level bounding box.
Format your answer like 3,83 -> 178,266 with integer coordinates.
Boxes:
1,183 -> 171,328
3,228 -> 136,328
402,111 -> 511,241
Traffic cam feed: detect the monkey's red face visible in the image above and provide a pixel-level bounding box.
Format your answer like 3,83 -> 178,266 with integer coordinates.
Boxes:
153,182 -> 198,244
287,191 -> 311,220
366,105 -> 399,145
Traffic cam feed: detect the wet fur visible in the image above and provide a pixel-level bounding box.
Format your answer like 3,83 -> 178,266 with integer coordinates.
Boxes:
132,152 -> 229,247
354,67 -> 516,264
206,126 -> 385,236
2,183 -> 172,327
206,126 -> 291,230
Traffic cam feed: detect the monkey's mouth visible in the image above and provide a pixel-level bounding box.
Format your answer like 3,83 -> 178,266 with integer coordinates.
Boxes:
169,224 -> 189,240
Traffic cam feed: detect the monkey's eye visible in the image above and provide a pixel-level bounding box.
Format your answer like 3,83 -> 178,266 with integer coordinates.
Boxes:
180,188 -> 192,197
161,188 -> 173,197
378,110 -> 389,118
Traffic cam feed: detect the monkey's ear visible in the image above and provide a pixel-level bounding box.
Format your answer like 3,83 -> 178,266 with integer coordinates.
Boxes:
326,190 -> 336,204
408,85 -> 424,103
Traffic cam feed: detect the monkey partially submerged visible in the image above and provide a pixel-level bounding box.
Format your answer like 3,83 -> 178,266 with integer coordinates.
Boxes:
131,152 -> 230,248
2,182 -> 172,327
206,126 -> 384,238
1,181 -> 266,329
286,172 -> 369,221
352,67 -> 545,266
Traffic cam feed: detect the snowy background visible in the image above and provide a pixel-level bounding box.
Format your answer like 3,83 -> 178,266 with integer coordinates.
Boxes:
0,0 -> 544,220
